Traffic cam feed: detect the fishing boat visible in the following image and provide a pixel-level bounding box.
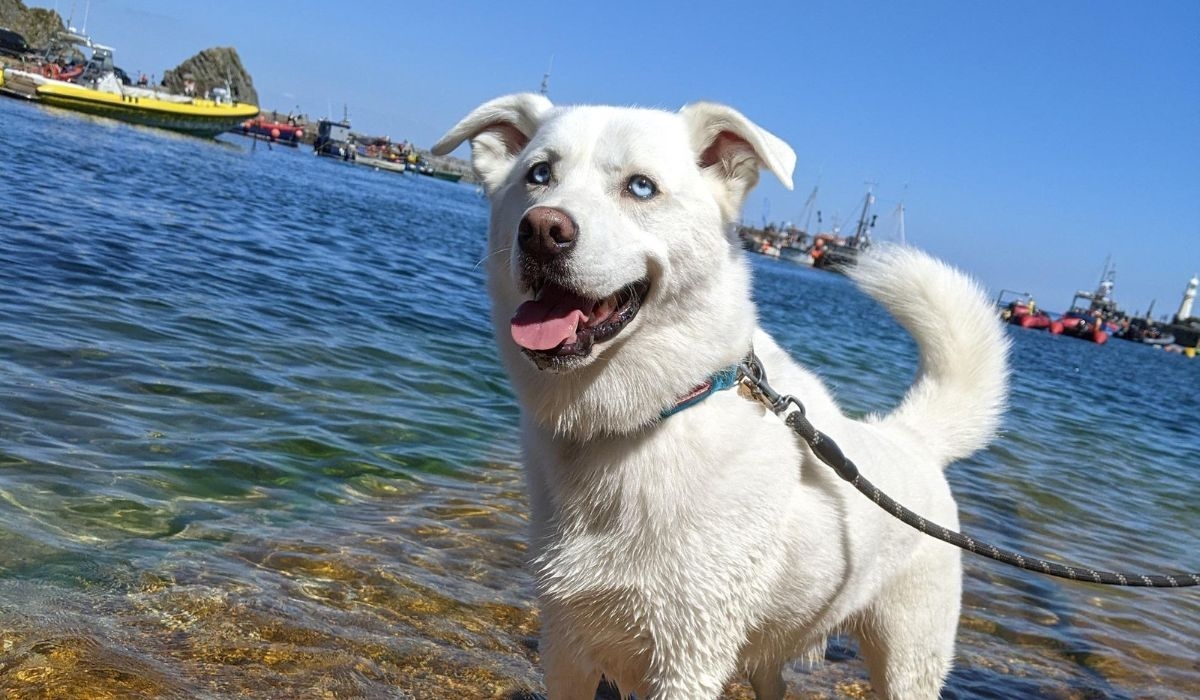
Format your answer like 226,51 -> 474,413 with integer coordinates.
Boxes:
313,112 -> 356,161
1057,258 -> 1125,345
812,188 -> 877,273
2,31 -> 259,138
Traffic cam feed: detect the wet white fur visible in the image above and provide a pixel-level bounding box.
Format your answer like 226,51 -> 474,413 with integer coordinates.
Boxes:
434,95 -> 1009,699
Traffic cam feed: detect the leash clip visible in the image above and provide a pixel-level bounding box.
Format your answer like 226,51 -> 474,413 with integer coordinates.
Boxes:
737,352 -> 805,417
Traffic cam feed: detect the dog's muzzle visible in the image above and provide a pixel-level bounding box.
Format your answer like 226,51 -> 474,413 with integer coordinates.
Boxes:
509,207 -> 649,369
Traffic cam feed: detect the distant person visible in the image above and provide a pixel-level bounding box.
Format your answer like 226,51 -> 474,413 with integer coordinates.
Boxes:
137,72 -> 148,86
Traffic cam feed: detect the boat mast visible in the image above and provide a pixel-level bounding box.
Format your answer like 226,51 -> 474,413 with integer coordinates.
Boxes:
894,184 -> 908,245
800,185 -> 818,236
540,56 -> 554,96
852,184 -> 876,247
1095,255 -> 1115,302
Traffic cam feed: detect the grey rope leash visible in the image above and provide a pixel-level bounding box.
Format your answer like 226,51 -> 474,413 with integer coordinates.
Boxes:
736,352 -> 1200,588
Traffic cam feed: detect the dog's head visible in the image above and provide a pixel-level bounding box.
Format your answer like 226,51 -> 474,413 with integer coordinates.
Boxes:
434,95 -> 794,437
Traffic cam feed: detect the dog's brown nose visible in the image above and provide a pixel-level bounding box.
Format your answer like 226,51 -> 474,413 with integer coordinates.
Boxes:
518,207 -> 577,261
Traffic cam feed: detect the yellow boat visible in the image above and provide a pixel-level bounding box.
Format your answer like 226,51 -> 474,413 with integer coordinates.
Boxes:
35,80 -> 259,138
4,31 -> 259,138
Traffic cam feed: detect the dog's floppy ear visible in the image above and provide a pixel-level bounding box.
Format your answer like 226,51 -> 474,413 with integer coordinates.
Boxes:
679,102 -> 796,213
431,93 -> 553,194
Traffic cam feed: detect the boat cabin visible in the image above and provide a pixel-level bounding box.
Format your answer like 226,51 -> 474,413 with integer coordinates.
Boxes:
318,119 -> 351,144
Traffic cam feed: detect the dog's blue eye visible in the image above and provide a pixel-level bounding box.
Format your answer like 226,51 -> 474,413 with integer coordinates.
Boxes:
527,162 -> 552,185
627,174 -> 657,199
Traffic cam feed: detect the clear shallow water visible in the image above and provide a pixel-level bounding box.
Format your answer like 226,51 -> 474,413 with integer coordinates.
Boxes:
0,98 -> 1196,699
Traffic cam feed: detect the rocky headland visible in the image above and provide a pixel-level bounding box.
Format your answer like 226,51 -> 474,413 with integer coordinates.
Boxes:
0,0 -> 58,48
162,46 -> 258,106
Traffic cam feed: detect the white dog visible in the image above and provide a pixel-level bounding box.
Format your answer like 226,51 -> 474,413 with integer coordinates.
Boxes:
433,95 -> 1008,700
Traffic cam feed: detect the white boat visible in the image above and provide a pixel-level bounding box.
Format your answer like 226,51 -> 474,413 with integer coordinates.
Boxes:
357,155 -> 407,174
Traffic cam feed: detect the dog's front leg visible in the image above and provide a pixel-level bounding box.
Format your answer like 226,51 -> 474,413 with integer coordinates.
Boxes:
641,639 -> 741,700
540,632 -> 601,700
643,664 -> 734,700
747,665 -> 787,700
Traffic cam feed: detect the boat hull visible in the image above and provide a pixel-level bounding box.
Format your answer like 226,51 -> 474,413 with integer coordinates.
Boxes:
812,243 -> 861,272
1018,314 -> 1052,330
357,155 -> 407,173
35,81 -> 259,138
1058,315 -> 1108,344
237,119 -> 303,146
1003,303 -> 1056,331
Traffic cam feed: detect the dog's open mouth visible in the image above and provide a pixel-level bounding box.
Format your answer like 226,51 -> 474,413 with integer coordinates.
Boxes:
511,279 -> 649,363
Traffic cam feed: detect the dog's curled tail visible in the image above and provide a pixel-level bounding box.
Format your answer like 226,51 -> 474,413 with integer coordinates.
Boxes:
849,245 -> 1010,465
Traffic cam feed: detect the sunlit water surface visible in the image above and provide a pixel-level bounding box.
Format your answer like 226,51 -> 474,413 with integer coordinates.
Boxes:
0,98 -> 1196,699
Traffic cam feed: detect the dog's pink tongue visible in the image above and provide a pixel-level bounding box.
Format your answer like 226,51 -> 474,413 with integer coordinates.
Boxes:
511,290 -> 592,351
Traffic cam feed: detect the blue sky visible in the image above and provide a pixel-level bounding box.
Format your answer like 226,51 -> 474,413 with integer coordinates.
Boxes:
66,0 -> 1199,317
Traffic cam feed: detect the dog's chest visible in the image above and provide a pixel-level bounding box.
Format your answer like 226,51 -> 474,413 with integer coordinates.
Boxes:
530,435 -> 773,651
536,522 -> 724,676
526,406 -> 859,661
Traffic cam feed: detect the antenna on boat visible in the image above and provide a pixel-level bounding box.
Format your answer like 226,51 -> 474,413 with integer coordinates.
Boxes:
799,184 -> 819,238
893,183 -> 908,245
540,56 -> 554,96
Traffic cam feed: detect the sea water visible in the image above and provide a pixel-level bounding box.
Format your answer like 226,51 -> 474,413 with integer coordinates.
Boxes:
0,97 -> 1196,699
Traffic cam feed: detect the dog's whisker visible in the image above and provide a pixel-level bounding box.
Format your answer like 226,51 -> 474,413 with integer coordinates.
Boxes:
473,246 -> 512,272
